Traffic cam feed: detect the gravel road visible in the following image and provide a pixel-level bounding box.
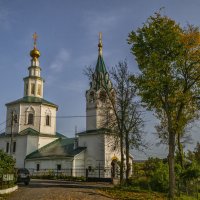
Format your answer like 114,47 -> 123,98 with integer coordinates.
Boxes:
4,179 -> 114,200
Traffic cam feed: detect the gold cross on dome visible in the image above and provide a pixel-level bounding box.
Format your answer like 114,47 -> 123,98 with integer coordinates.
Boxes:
33,32 -> 38,48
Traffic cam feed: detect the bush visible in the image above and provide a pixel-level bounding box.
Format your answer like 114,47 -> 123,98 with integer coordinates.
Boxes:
0,150 -> 16,189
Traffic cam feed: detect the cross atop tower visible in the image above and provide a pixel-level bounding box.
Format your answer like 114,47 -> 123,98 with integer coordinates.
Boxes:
33,32 -> 38,49
98,32 -> 103,56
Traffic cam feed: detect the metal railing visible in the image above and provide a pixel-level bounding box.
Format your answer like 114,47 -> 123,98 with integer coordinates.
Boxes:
27,167 -> 114,181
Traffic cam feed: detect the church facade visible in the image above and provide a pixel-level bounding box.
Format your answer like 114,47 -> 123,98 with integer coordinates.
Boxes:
0,33 -> 132,178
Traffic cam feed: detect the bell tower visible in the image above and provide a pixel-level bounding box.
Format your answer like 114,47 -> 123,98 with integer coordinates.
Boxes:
23,33 -> 44,98
86,33 -> 113,131
5,33 -> 58,135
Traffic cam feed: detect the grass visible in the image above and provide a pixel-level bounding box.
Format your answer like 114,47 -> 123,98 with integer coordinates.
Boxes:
100,187 -> 166,200
100,187 -> 200,200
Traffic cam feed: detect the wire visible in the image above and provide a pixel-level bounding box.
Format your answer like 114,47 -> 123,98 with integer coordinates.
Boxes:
0,120 -> 7,126
15,114 -> 111,119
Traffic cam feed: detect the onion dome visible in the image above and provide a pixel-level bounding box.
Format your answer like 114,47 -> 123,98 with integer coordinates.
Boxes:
30,47 -> 40,59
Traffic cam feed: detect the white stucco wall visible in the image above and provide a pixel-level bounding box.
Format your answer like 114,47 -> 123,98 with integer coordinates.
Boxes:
38,136 -> 57,149
104,135 -> 121,167
5,104 -> 20,134
0,135 -> 32,168
18,103 -> 41,133
25,158 -> 74,170
86,103 -> 97,130
26,135 -> 39,155
6,103 -> 57,135
0,134 -> 59,169
78,133 -> 104,168
40,105 -> 56,135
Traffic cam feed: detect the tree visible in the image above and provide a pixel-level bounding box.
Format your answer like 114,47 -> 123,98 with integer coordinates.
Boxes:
108,61 -> 143,183
84,60 -> 143,184
0,150 -> 15,175
128,12 -> 200,199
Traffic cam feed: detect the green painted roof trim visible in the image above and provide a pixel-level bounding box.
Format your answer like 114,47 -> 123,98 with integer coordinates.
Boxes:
77,127 -> 111,136
0,128 -> 66,139
6,96 -> 58,109
25,137 -> 86,159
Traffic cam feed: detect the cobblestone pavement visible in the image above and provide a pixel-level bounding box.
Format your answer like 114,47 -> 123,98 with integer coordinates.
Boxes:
5,179 -> 114,200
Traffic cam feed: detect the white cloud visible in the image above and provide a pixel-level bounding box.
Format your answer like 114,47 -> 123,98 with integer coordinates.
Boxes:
49,48 -> 70,72
83,11 -> 119,36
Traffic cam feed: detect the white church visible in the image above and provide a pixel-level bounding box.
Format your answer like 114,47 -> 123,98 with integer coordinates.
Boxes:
0,33 -> 132,178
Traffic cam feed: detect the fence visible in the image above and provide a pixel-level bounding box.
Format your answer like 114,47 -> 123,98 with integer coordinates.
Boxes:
0,174 -> 15,190
28,167 -> 114,181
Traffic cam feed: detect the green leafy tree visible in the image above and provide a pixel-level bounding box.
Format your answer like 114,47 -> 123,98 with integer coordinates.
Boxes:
128,12 -> 200,199
0,150 -> 15,176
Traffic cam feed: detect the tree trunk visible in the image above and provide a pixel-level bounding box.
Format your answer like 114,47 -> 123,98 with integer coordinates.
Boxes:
120,132 -> 124,184
168,131 -> 176,200
125,132 -> 130,183
177,132 -> 184,169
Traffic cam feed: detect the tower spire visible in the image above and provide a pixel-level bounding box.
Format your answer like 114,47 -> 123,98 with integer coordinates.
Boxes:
98,32 -> 103,56
30,32 -> 40,60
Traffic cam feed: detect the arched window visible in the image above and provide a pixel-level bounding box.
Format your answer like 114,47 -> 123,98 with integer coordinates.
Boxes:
28,113 -> 34,125
25,106 -> 35,125
46,115 -> 50,126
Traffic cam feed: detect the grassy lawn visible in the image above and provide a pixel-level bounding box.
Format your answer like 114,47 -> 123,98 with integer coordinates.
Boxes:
100,187 -> 166,200
99,187 -> 199,200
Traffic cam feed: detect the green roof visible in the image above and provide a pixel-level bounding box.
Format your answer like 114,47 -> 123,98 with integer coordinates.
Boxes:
6,96 -> 58,109
26,138 -> 86,160
0,128 -> 66,139
94,55 -> 108,91
89,55 -> 113,92
95,55 -> 107,74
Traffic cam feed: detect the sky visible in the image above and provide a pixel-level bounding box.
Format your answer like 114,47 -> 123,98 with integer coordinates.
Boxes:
0,0 -> 199,160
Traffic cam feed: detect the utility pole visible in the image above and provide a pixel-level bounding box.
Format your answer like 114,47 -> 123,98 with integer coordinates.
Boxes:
10,112 -> 14,155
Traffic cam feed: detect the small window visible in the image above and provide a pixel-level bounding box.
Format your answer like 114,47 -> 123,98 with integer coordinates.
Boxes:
37,84 -> 41,95
88,166 -> 92,172
25,83 -> 28,96
14,114 -> 18,123
31,83 -> 35,95
57,164 -> 61,171
13,141 -> 16,153
6,142 -> 9,153
46,115 -> 50,126
28,113 -> 34,125
36,164 -> 40,171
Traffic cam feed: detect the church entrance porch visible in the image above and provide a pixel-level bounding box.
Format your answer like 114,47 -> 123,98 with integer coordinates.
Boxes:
111,158 -> 120,179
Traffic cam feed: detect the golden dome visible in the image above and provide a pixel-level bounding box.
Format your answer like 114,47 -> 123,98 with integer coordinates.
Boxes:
30,47 -> 40,59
